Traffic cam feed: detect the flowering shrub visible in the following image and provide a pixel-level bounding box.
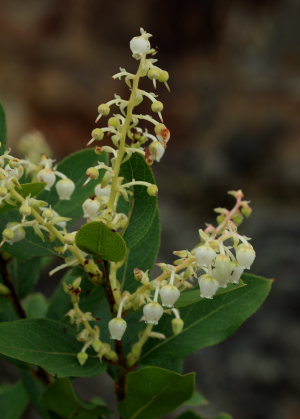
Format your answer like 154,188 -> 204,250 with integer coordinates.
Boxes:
0,29 -> 272,419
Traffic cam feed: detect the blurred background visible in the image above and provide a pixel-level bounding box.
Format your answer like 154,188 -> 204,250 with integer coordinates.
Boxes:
1,0 -> 300,418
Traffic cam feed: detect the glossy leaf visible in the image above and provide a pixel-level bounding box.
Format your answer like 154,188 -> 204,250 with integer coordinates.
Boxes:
41,148 -> 108,223
117,154 -> 160,291
141,274 -> 272,366
0,381 -> 29,419
119,366 -> 195,419
0,102 -> 7,155
0,319 -> 106,377
41,378 -> 110,418
76,221 -> 127,262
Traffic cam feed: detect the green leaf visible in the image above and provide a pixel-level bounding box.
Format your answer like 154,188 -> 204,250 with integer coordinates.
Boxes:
25,293 -> 48,318
141,274 -> 272,366
41,378 -> 110,418
0,381 -> 29,419
21,368 -> 48,417
119,209 -> 160,292
8,257 -> 50,299
76,221 -> 127,262
0,102 -> 7,155
183,390 -> 208,407
41,148 -> 108,223
176,280 -> 246,308
0,182 -> 46,215
119,366 -> 195,419
117,154 -> 160,292
0,319 -> 106,377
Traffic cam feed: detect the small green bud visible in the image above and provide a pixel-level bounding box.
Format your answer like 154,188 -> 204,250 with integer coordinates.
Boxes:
86,167 -> 99,179
92,339 -> 102,352
147,184 -> 158,196
91,128 -> 104,141
134,91 -> 144,106
151,101 -> 164,113
241,204 -> 253,218
77,352 -> 88,366
0,283 -> 10,296
42,208 -> 55,220
72,277 -> 82,289
63,232 -> 76,245
19,204 -> 32,216
232,212 -> 244,226
148,67 -> 160,80
158,70 -> 169,83
98,104 -> 110,116
216,214 -> 226,225
3,229 -> 15,241
108,117 -> 120,128
171,318 -> 184,335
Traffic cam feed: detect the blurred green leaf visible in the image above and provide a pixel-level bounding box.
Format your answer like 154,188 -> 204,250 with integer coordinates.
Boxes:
0,319 -> 106,377
176,413 -> 232,419
41,378 -> 111,418
119,366 -> 195,419
0,381 -> 29,419
141,274 -> 272,366
25,293 -> 48,318
0,102 -> 7,155
76,221 -> 127,262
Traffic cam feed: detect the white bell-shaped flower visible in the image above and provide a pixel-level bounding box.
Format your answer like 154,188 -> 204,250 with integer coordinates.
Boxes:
143,302 -> 164,325
56,178 -> 75,200
212,267 -> 231,288
37,168 -> 56,190
149,140 -> 165,162
230,263 -> 244,284
130,36 -> 150,59
94,184 -> 111,199
160,284 -> 180,307
108,317 -> 127,340
5,222 -> 26,243
235,244 -> 256,269
214,254 -> 232,278
194,244 -> 216,266
82,198 -> 100,219
198,274 -> 219,299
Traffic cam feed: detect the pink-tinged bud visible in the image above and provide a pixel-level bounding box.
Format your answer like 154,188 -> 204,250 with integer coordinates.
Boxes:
56,178 -> 75,200
198,274 -> 219,299
155,123 -> 170,145
37,168 -> 56,190
194,244 -> 216,266
236,244 -> 256,269
108,317 -> 127,340
143,302 -> 164,325
160,284 -> 180,307
82,198 -> 100,219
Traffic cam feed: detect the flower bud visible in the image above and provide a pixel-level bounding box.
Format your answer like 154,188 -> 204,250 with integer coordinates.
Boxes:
194,244 -> 216,266
130,36 -> 151,59
241,204 -> 253,218
235,244 -> 256,269
92,340 -> 102,352
3,228 -> 15,241
160,284 -> 180,307
7,223 -> 26,242
19,204 -> 31,217
154,123 -> 170,144
98,104 -> 110,116
143,302 -> 164,325
158,70 -> 169,83
42,208 -> 55,220
0,186 -> 8,197
147,184 -> 158,196
82,198 -> 100,219
198,274 -> 219,299
149,141 -> 165,162
86,167 -> 99,180
232,212 -> 244,226
91,128 -> 104,141
77,352 -> 88,366
72,276 -> 82,289
148,67 -> 160,80
108,317 -> 127,340
108,117 -> 120,128
63,232 -> 76,245
55,178 -> 75,200
171,318 -> 184,335
151,101 -> 164,113
37,168 -> 56,190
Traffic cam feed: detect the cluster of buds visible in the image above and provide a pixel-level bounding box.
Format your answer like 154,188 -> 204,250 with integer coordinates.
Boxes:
81,28 -> 170,230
